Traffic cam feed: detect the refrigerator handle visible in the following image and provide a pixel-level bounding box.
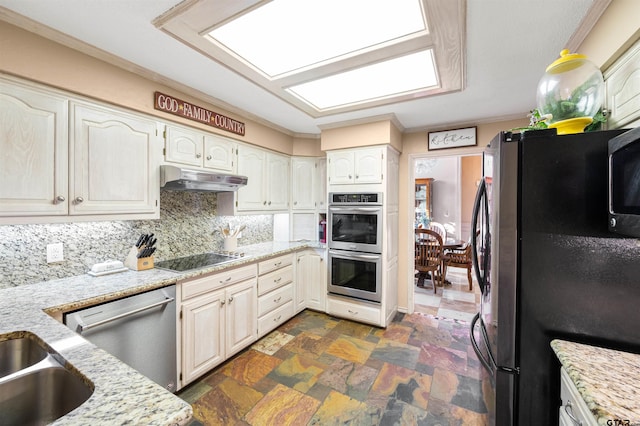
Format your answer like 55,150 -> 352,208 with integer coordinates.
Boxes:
471,178 -> 487,293
470,313 -> 495,375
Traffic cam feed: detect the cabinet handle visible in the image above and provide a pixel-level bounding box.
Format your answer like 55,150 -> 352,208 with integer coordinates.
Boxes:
221,300 -> 226,306
274,277 -> 282,283
263,201 -> 267,205
196,153 -> 202,158
268,201 -> 272,206
54,195 -> 65,204
348,174 -> 352,179
74,197 -> 84,204
273,315 -> 282,322
274,261 -> 282,267
220,276 -> 232,283
206,155 -> 212,160
228,296 -> 234,303
348,309 -> 359,315
274,296 -> 282,303
356,175 -> 359,179
564,401 -> 582,426
294,201 -> 297,205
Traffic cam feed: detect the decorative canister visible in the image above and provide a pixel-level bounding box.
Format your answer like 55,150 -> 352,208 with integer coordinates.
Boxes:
536,49 -> 604,134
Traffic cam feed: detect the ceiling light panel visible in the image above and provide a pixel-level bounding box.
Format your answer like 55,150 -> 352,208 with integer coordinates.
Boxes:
286,50 -> 438,110
208,0 -> 426,77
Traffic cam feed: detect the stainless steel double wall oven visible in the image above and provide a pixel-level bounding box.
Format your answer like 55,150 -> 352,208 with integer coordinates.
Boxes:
327,193 -> 383,303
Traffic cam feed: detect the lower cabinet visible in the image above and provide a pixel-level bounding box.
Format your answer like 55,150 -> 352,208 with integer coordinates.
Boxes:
257,254 -> 295,337
179,264 -> 257,386
297,249 -> 326,312
559,368 -> 597,426
327,296 -> 381,326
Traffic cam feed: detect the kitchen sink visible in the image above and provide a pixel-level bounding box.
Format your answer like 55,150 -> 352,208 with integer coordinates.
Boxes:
0,332 -> 94,426
0,335 -> 49,377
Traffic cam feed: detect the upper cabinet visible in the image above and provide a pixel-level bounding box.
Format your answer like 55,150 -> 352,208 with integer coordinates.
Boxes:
164,124 -> 236,172
605,38 -> 640,129
0,77 -> 161,223
327,147 -> 383,185
0,79 -> 69,217
234,145 -> 289,212
70,101 -> 160,216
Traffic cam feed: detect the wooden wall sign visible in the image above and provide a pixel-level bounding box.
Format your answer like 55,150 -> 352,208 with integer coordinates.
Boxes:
154,92 -> 245,136
428,126 -> 477,150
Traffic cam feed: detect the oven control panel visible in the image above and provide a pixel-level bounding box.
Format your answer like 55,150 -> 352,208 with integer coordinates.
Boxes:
330,193 -> 382,204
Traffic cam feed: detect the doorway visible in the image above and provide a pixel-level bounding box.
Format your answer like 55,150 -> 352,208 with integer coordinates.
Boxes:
410,153 -> 482,321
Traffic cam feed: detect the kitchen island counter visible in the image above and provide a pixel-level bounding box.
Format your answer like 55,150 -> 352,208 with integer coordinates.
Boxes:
0,241 -> 315,425
551,339 -> 640,426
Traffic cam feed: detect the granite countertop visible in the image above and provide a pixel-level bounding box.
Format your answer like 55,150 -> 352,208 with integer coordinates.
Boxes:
551,339 -> 640,425
0,241 -> 315,425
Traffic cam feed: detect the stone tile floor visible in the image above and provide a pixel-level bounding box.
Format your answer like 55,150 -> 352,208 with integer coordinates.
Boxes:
178,270 -> 487,425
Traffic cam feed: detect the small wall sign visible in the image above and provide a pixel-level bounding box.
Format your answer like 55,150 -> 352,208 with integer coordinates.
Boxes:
428,127 -> 477,150
154,92 -> 245,136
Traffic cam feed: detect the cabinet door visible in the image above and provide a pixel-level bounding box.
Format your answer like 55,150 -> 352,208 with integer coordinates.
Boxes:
165,125 -> 203,167
291,158 -> 315,210
225,279 -> 257,357
237,145 -> 267,210
204,134 -> 235,172
328,151 -> 355,184
316,158 -> 327,210
306,251 -> 326,312
354,148 -> 383,183
70,102 -> 160,215
0,81 -> 68,216
267,153 -> 290,210
181,289 -> 225,384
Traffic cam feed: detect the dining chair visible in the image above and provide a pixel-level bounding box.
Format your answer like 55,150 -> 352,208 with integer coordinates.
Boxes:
443,243 -> 473,291
428,221 -> 447,242
414,228 -> 444,293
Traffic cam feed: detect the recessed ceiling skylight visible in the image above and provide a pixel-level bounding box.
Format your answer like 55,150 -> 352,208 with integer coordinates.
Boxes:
208,0 -> 426,77
287,50 -> 438,110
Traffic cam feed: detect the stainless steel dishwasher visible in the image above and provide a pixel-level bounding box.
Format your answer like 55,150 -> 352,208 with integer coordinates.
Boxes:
64,285 -> 177,392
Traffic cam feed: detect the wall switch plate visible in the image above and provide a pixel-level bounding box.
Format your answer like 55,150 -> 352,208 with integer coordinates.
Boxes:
46,243 -> 64,263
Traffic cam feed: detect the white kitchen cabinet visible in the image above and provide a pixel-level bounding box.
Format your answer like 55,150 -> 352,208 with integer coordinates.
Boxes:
605,38 -> 640,129
0,79 -> 69,217
164,123 -> 236,172
291,157 -> 316,210
559,368 -> 597,426
257,254 -> 295,337
316,157 -> 327,210
327,147 -> 383,185
70,101 -> 160,216
180,264 -> 257,386
297,249 -> 326,312
235,145 -> 289,212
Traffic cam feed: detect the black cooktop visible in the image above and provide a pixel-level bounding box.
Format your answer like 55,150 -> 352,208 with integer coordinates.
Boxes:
155,252 -> 243,272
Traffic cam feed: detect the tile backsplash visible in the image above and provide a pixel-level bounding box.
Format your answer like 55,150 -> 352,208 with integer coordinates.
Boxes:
0,190 -> 273,288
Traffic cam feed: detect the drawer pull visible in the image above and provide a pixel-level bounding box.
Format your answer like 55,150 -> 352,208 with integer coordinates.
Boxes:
274,277 -> 282,283
274,296 -> 282,303
221,276 -> 232,283
228,296 -> 234,303
274,261 -> 282,267
273,315 -> 282,322
564,401 -> 582,426
348,309 -> 359,315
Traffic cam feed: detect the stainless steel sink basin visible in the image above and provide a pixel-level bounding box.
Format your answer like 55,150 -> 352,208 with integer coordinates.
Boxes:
0,335 -> 49,377
0,333 -> 94,426
0,365 -> 94,426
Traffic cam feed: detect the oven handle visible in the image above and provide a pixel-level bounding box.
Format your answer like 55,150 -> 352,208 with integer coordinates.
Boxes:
329,249 -> 380,261
329,206 -> 381,212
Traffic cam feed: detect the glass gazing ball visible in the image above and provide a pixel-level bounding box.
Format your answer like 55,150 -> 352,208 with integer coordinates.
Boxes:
536,49 -> 604,133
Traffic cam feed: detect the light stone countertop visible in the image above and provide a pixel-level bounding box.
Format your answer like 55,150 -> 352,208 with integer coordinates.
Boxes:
551,339 -> 640,426
0,241 -> 317,425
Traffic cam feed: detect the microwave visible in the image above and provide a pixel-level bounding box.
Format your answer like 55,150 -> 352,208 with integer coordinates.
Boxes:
609,126 -> 640,237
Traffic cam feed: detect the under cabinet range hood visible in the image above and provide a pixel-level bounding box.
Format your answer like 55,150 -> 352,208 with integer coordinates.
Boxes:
160,165 -> 248,192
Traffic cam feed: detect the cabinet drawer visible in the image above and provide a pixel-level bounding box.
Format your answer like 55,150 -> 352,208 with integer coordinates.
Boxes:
258,300 -> 294,337
327,297 -> 380,325
181,264 -> 256,300
258,283 -> 293,317
560,368 -> 597,426
258,254 -> 294,275
258,264 -> 293,296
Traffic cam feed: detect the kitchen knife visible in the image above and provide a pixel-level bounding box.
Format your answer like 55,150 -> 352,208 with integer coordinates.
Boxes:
135,234 -> 145,248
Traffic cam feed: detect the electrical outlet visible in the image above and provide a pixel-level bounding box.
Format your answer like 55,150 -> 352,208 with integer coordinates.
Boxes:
46,242 -> 64,263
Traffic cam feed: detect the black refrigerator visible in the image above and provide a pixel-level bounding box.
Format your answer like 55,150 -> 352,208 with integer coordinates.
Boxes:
469,128 -> 640,425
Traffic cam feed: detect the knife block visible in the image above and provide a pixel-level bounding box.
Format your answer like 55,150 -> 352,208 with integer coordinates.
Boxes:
124,246 -> 154,271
